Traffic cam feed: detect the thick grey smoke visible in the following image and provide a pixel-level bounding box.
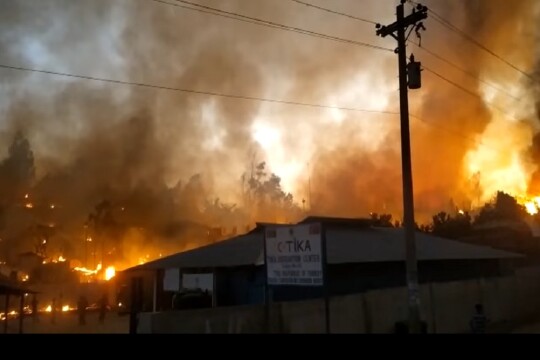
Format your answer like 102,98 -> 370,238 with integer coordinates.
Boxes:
0,0 -> 538,266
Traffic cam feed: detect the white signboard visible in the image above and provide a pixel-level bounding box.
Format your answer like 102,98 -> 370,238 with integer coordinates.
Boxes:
265,223 -> 323,286
163,268 -> 180,291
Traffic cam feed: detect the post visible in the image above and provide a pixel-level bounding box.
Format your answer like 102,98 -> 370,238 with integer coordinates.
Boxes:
19,294 -> 24,334
263,228 -> 271,334
321,223 -> 330,334
4,293 -> 9,334
212,269 -> 217,308
152,271 -> 158,313
129,277 -> 140,334
376,0 -> 428,334
396,1 -> 421,335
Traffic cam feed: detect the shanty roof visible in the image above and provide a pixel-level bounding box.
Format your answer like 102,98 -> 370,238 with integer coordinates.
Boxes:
0,274 -> 37,295
126,217 -> 521,272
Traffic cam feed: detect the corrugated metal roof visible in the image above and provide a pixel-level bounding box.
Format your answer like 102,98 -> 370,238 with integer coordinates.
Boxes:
327,227 -> 521,263
128,231 -> 263,271
126,221 -> 521,272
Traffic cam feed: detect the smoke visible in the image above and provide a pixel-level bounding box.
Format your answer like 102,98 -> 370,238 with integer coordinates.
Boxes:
0,0 -> 538,266
309,0 -> 540,221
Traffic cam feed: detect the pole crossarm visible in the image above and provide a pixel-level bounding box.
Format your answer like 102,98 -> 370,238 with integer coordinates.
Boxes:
376,10 -> 427,38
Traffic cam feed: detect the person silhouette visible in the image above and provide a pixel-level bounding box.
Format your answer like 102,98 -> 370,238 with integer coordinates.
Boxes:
98,294 -> 108,324
51,298 -> 57,324
77,295 -> 88,326
31,296 -> 39,323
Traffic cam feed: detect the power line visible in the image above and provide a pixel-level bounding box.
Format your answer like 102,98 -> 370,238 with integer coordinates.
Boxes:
151,0 -> 286,30
0,65 -> 506,170
422,65 -> 519,122
288,0 -> 377,25
408,41 -> 520,102
151,0 -> 392,52
0,63 -> 400,115
408,1 -> 533,80
280,0 -> 527,102
410,113 -> 498,154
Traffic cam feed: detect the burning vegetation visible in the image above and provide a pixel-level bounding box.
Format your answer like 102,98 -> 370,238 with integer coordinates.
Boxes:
0,0 -> 538,278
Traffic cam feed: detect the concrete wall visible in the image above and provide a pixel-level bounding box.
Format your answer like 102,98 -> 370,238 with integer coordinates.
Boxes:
139,267 -> 540,333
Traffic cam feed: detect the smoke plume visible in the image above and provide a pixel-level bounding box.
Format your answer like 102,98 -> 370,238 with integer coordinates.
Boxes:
0,0 -> 538,267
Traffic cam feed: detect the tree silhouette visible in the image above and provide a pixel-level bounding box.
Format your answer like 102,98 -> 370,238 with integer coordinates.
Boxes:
370,213 -> 394,227
431,211 -> 472,239
88,200 -> 116,264
242,162 -> 300,222
0,131 -> 35,201
474,191 -> 526,225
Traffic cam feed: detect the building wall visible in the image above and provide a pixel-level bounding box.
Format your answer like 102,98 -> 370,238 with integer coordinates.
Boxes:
211,259 -> 508,306
138,266 -> 540,333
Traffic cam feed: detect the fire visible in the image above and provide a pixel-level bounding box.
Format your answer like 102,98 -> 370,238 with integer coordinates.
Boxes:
74,263 -> 116,282
62,305 -> 70,312
22,274 -> 29,282
74,263 -> 102,276
25,203 -> 33,209
105,266 -> 116,281
51,256 -> 66,263
464,91 -> 535,208
138,254 -> 150,265
458,210 -> 465,215
521,196 -> 540,216
45,305 -> 52,312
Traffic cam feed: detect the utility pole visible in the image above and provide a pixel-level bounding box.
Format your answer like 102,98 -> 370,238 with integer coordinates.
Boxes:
376,0 -> 428,334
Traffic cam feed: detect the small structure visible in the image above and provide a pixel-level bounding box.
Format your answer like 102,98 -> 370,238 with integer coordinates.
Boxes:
0,273 -> 37,334
120,216 -> 522,313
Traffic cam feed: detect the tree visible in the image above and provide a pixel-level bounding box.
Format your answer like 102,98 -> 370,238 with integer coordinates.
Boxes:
88,200 -> 117,264
0,131 -> 36,201
474,191 -> 526,225
370,213 -> 394,227
431,211 -> 472,239
242,162 -> 301,223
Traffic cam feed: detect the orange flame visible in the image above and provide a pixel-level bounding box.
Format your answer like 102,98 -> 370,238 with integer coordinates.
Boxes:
105,266 -> 116,281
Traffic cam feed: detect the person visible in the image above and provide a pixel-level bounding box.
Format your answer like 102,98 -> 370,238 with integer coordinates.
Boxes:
77,295 -> 88,326
98,294 -> 108,324
51,298 -> 57,324
31,295 -> 39,323
470,303 -> 489,334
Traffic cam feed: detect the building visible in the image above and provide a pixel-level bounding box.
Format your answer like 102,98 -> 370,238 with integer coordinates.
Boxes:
120,216 -> 521,312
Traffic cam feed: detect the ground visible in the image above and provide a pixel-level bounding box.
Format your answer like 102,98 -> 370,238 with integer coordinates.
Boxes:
3,311 -> 540,333
3,311 -> 129,334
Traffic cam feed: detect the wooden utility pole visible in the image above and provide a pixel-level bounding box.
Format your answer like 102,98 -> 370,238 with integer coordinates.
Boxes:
376,0 -> 428,334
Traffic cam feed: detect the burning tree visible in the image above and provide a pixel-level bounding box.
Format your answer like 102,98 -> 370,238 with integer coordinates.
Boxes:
0,131 -> 36,202
242,162 -> 301,223
474,191 -> 528,225
430,211 -> 473,239
87,200 -> 117,265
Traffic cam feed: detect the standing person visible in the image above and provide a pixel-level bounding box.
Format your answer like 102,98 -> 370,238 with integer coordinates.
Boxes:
77,295 -> 88,326
98,294 -> 108,324
470,303 -> 489,334
51,298 -> 57,324
31,296 -> 39,323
